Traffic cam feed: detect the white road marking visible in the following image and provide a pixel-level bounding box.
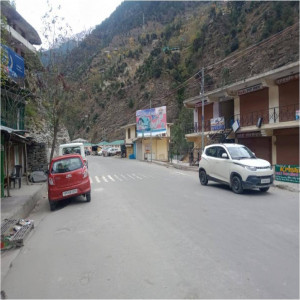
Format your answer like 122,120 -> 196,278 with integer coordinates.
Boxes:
114,175 -> 123,181
121,174 -> 128,181
91,173 -> 151,184
108,175 -> 115,182
175,171 -> 186,176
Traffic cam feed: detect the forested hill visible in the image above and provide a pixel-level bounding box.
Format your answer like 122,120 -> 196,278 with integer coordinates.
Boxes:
59,1 -> 299,143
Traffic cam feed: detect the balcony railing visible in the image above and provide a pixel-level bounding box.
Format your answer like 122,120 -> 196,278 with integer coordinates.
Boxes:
236,103 -> 299,127
185,103 -> 299,135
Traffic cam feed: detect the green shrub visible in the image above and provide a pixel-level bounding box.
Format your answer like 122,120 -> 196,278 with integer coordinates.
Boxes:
230,38 -> 239,52
128,98 -> 134,108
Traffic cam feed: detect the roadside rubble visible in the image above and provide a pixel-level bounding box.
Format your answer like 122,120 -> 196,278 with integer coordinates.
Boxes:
1,219 -> 34,250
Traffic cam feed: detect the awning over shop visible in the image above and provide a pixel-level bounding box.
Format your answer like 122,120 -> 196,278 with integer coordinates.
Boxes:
0,125 -> 30,144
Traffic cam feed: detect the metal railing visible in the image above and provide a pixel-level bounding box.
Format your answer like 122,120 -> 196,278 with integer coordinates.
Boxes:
235,103 -> 299,127
185,103 -> 299,135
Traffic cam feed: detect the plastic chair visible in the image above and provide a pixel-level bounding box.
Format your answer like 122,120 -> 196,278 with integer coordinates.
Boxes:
10,165 -> 22,188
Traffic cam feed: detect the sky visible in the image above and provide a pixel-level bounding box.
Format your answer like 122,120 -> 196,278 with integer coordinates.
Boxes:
14,0 -> 124,48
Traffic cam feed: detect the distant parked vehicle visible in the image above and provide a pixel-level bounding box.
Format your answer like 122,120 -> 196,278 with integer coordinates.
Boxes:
107,147 -> 120,156
102,147 -> 111,157
48,154 -> 91,211
58,143 -> 88,167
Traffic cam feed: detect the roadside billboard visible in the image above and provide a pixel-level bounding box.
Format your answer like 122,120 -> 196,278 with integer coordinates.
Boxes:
136,106 -> 167,137
1,44 -> 25,80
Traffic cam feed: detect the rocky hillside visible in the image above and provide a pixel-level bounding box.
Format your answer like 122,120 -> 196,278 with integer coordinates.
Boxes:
58,1 -> 299,143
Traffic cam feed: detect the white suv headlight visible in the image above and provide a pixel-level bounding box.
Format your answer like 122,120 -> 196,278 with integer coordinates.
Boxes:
245,166 -> 257,171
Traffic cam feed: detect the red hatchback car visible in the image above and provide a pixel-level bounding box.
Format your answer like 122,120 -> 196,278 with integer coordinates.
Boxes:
48,154 -> 91,211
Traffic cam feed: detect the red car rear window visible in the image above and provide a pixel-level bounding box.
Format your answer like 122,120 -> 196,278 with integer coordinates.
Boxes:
52,157 -> 83,174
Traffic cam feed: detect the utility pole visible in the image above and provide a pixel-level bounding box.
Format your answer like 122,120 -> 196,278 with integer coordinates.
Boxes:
201,67 -> 205,154
150,98 -> 152,162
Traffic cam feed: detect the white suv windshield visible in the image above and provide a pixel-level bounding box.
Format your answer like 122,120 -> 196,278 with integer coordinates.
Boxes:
227,146 -> 255,160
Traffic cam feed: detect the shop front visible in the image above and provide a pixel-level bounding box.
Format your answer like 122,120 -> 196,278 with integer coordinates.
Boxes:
236,132 -> 272,163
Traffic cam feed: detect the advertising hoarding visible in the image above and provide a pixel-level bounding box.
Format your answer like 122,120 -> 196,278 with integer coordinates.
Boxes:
136,106 -> 167,137
1,44 -> 25,80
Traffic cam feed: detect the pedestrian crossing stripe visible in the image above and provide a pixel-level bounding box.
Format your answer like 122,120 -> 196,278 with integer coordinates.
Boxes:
89,172 -> 182,184
132,173 -> 142,180
126,174 -> 135,180
114,174 -> 123,181
121,174 -> 128,180
107,175 -> 115,182
90,173 -> 149,184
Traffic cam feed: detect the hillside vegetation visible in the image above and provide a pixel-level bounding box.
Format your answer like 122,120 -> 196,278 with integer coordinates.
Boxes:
55,1 -> 298,143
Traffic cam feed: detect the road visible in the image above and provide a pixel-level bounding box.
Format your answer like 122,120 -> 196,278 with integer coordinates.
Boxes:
1,156 -> 299,298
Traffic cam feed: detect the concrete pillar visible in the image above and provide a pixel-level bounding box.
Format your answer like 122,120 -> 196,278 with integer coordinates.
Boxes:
234,96 -> 240,118
194,108 -> 198,124
213,102 -> 220,118
272,135 -> 277,166
268,85 -> 279,123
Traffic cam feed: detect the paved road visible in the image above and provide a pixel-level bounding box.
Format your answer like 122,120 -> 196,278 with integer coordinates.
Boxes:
2,156 -> 299,298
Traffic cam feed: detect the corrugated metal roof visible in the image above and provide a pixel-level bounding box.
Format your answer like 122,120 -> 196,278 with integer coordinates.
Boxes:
110,140 -> 125,145
98,141 -> 109,146
0,125 -> 28,134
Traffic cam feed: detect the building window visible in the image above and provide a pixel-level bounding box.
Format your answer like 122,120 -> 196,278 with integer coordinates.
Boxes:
128,128 -> 131,139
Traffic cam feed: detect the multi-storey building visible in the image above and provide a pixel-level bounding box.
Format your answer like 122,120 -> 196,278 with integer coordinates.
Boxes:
1,1 -> 42,196
184,61 -> 299,185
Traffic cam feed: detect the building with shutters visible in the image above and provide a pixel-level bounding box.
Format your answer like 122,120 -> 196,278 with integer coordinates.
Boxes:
184,61 -> 299,184
1,1 -> 42,196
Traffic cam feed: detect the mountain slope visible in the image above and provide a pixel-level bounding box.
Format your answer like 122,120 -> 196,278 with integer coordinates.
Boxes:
61,1 -> 299,142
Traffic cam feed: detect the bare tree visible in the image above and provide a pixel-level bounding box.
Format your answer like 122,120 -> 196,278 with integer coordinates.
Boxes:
36,1 -> 74,161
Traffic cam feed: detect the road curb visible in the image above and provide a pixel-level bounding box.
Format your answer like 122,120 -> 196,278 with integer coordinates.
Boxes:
1,183 -> 47,222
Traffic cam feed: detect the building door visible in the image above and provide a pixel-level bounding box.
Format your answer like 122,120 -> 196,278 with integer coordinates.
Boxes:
275,128 -> 299,165
220,99 -> 234,127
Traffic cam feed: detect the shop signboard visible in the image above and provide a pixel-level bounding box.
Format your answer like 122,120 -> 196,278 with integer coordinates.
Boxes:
237,84 -> 263,96
276,73 -> 299,85
275,164 -> 299,184
136,106 -> 167,137
210,117 -> 225,131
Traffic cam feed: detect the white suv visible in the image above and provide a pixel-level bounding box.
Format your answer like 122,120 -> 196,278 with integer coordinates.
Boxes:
199,143 -> 274,194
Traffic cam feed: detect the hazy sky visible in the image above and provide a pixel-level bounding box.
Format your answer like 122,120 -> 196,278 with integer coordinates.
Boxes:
14,0 -> 123,47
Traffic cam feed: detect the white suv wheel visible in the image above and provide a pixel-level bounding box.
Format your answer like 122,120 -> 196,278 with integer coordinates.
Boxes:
199,170 -> 208,185
231,175 -> 243,194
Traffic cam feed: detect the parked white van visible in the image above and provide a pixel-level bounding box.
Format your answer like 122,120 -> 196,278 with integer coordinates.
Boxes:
58,143 -> 88,167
